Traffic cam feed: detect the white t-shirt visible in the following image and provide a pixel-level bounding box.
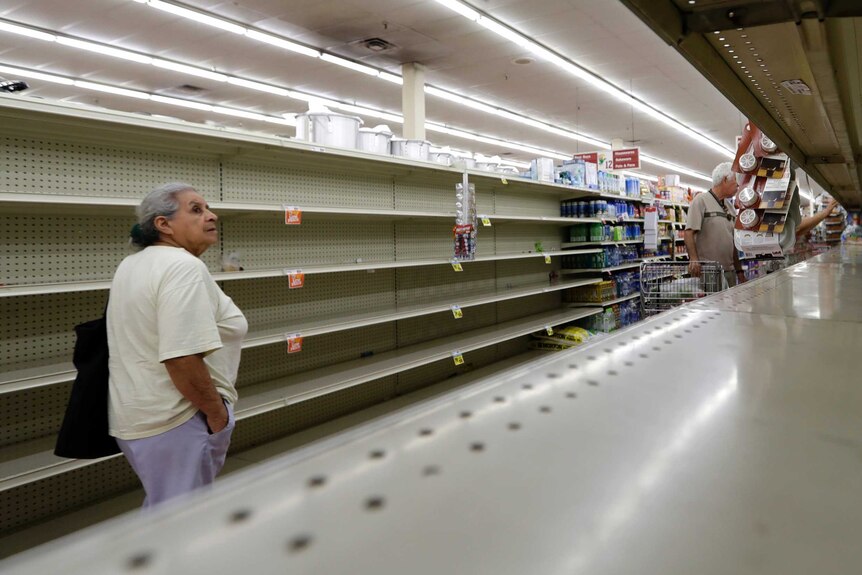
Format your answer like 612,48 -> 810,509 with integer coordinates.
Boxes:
107,246 -> 247,440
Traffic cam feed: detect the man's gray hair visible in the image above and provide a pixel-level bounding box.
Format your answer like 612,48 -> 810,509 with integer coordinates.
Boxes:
130,182 -> 196,249
711,162 -> 734,189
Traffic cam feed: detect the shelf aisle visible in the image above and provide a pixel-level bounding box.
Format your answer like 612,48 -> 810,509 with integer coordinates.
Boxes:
0,306 -> 603,490
7,246 -> 861,574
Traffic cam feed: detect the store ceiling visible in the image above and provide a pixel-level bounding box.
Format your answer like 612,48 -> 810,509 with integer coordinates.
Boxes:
623,0 -> 862,208
0,0 -> 783,192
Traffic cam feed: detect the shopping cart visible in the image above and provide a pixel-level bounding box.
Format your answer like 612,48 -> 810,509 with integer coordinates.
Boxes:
640,260 -> 724,316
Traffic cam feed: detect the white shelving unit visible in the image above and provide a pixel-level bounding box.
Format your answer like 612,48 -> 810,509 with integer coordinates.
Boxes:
0,95 -> 631,533
566,293 -> 641,308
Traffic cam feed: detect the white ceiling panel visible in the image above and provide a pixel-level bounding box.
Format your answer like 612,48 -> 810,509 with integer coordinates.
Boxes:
0,0 -> 750,181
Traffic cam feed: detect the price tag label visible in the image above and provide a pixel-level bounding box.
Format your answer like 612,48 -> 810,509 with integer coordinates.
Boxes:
283,205 -> 302,225
451,259 -> 463,272
451,305 -> 463,319
500,177 -> 508,185
544,254 -> 552,264
285,333 -> 303,354
545,325 -> 554,336
452,351 -> 465,366
285,269 -> 305,289
311,146 -> 325,153
481,216 -> 492,227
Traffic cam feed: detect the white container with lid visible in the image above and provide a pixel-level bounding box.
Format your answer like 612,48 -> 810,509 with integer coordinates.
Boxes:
390,139 -> 430,161
295,108 -> 362,150
429,146 -> 454,166
357,125 -> 393,155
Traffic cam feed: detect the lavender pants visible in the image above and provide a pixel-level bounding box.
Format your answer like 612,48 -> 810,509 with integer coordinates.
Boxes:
116,403 -> 235,508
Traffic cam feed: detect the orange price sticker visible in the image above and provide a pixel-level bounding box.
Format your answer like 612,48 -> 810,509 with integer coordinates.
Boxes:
285,333 -> 303,354
286,269 -> 305,289
284,206 -> 303,225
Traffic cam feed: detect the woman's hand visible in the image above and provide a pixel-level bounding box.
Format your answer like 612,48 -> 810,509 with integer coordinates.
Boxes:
206,405 -> 229,434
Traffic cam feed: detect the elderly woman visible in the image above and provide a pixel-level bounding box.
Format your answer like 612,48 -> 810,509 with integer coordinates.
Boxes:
107,182 -> 247,508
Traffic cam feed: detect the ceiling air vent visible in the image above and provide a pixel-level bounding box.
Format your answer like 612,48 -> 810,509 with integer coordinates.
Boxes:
362,37 -> 395,52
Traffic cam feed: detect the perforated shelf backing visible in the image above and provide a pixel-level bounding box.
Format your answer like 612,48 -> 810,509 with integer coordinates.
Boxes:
0,137 -> 219,198
494,223 -> 563,255
221,217 -> 395,270
225,269 -> 397,333
235,324 -> 397,389
0,216 -> 221,286
395,302 -> 500,349
395,262 -> 496,308
394,345 -> 503,397
0,383 -> 71,448
0,291 -> 106,374
495,188 -> 562,217
221,160 -> 394,209
0,455 -> 138,535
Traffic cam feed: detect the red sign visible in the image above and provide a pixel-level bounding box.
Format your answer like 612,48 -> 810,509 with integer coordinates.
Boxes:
285,207 -> 302,225
573,152 -> 598,164
611,148 -> 640,170
573,148 -> 640,170
287,335 -> 303,354
288,272 -> 305,289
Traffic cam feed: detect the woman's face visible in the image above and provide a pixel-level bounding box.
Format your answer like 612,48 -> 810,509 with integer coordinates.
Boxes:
155,190 -> 218,256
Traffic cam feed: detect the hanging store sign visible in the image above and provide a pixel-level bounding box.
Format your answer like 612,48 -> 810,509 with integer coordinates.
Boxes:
611,148 -> 640,170
573,148 -> 640,170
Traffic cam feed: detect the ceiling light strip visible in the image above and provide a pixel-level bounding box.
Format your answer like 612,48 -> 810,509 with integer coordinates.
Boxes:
0,15 -> 712,181
432,0 -> 735,158
0,63 -> 294,125
116,4 -> 718,172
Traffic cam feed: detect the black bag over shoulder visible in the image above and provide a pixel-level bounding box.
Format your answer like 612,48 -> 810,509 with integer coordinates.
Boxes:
54,314 -> 120,459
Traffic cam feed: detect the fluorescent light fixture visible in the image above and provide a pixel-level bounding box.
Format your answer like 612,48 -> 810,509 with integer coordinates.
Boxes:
147,0 -> 246,34
150,94 -> 213,111
433,0 -> 480,21
320,54 -> 379,76
212,106 -> 273,121
74,80 -> 150,99
244,30 -> 321,58
434,0 -> 735,159
56,37 -> 153,64
640,154 -> 711,182
378,72 -> 403,85
476,16 -> 530,47
152,58 -> 227,82
0,63 -> 74,85
0,19 -> 55,41
124,2 -> 723,176
227,77 -> 291,96
427,122 -> 570,159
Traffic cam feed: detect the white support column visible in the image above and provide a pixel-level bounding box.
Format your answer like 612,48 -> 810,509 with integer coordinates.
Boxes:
402,62 -> 426,140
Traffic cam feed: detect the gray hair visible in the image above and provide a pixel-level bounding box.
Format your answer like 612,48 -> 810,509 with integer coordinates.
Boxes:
130,182 -> 196,249
711,162 -> 734,189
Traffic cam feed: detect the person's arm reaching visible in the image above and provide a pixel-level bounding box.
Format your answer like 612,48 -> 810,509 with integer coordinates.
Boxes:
684,229 -> 701,276
796,199 -> 838,238
164,354 -> 228,433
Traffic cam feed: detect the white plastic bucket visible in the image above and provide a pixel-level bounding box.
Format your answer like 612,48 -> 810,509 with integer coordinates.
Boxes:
357,128 -> 392,155
295,112 -> 362,149
390,139 -> 430,161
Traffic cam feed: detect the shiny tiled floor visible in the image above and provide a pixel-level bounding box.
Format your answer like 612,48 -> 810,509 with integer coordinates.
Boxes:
4,246 -> 862,575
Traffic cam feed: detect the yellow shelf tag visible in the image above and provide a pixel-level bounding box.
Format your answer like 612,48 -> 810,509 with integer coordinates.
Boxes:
451,305 -> 463,319
452,351 -> 465,366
